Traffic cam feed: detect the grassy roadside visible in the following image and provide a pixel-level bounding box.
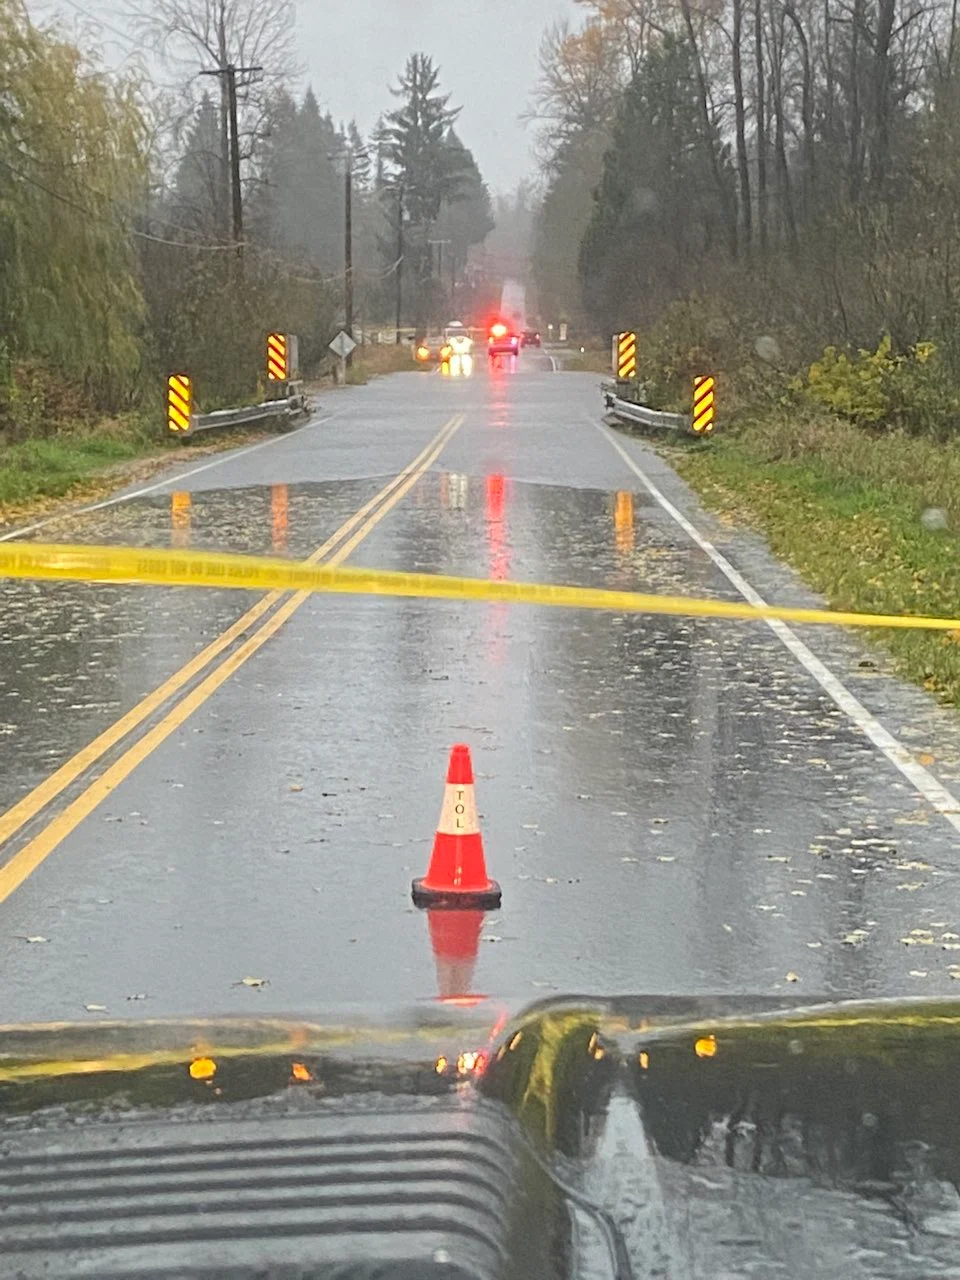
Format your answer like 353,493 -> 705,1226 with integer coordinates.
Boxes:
555,348 -> 610,373
0,414 -> 280,529
0,352 -> 416,526
663,411 -> 960,705
0,427 -> 155,506
346,343 -> 420,385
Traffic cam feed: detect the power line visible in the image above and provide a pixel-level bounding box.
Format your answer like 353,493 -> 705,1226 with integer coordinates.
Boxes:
13,147 -> 241,246
2,146 -> 406,279
54,0 -> 149,56
0,154 -> 244,251
248,242 -> 405,286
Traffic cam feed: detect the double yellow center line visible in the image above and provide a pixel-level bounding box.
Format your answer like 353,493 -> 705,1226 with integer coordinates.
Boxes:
0,413 -> 464,905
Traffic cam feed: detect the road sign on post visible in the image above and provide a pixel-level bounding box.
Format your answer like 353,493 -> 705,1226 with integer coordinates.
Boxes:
167,374 -> 192,434
616,332 -> 637,380
329,330 -> 357,361
692,375 -> 716,435
329,329 -> 357,385
267,332 -> 288,382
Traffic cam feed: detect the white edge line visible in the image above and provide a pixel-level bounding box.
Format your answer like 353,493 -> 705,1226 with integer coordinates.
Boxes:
0,407 -> 342,545
596,420 -> 960,837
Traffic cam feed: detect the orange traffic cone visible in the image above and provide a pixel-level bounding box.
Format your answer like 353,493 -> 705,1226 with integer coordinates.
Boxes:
427,909 -> 486,1001
412,744 -> 502,909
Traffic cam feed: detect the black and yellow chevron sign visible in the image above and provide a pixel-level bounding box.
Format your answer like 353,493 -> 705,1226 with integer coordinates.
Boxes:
267,332 -> 288,382
616,331 -> 638,380
167,374 -> 192,434
692,375 -> 716,435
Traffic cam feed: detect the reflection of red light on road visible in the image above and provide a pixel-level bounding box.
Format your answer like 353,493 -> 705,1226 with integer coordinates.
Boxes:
486,474 -> 509,582
486,474 -> 505,524
171,491 -> 191,548
271,483 -> 289,552
484,474 -> 510,667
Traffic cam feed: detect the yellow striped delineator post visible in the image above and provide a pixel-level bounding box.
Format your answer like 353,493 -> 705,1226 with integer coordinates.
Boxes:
693,375 -> 716,435
267,332 -> 288,382
616,331 -> 638,380
167,374 -> 192,434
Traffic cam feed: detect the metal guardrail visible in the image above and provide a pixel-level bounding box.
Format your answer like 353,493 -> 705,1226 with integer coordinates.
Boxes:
186,383 -> 309,436
601,381 -> 690,433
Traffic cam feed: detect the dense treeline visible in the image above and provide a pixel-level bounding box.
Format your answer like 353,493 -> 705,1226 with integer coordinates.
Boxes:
532,0 -> 960,428
0,0 -> 493,439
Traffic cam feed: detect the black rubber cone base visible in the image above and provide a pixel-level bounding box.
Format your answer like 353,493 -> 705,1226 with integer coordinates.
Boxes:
411,878 -> 502,910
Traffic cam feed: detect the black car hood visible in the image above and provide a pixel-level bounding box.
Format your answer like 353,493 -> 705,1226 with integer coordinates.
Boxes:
2,993 -> 959,1278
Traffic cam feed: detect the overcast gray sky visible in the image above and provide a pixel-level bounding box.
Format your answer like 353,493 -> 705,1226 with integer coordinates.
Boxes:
300,0 -> 577,192
36,0 -> 578,193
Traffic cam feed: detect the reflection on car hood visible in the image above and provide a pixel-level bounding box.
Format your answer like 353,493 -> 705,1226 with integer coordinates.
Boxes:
2,994 -> 960,1278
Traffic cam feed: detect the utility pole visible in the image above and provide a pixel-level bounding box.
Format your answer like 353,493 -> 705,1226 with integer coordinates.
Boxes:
226,67 -> 243,247
428,238 -> 452,325
395,184 -> 404,345
344,150 -> 354,356
200,63 -> 262,256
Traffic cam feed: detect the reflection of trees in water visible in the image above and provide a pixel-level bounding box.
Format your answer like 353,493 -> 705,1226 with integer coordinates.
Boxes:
639,1052 -> 960,1194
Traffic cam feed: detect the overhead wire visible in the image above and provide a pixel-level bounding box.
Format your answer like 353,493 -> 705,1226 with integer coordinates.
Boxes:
0,153 -> 245,251
4,152 -> 396,275
50,0 -> 151,57
25,7 -> 398,278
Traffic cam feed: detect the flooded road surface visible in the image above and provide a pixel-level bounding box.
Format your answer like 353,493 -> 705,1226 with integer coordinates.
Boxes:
4,357 -> 960,1021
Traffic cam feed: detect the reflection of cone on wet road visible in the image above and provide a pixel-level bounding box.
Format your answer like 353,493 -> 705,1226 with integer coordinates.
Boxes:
412,744 -> 502,909
427,910 -> 485,1000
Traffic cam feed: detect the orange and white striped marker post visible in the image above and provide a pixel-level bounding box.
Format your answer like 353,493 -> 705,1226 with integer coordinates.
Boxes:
412,744 -> 502,909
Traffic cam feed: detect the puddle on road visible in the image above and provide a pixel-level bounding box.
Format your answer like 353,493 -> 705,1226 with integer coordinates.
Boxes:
5,475 -> 960,1010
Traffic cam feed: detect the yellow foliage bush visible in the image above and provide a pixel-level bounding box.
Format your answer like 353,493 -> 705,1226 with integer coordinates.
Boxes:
795,337 -> 960,436
796,336 -> 894,425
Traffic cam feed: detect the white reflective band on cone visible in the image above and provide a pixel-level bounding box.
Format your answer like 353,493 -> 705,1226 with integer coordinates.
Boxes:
437,784 -> 479,837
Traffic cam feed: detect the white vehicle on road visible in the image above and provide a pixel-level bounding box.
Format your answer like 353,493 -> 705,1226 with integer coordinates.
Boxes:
442,320 -> 473,377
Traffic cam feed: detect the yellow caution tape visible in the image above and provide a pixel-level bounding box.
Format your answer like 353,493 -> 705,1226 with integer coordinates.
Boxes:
3,541 -> 960,633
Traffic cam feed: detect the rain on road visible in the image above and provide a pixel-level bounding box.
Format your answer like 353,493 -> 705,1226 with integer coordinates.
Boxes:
3,355 -> 960,1022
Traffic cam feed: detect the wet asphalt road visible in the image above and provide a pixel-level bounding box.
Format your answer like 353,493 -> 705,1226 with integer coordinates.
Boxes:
4,354 -> 960,1022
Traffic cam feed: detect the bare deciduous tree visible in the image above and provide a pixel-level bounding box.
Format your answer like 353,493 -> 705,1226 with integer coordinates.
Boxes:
127,0 -> 297,234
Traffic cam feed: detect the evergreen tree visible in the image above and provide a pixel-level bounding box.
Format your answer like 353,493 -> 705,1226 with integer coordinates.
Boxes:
382,54 -> 462,225
347,120 -> 372,193
172,94 -> 226,239
251,87 -> 344,270
432,129 -> 494,299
